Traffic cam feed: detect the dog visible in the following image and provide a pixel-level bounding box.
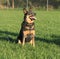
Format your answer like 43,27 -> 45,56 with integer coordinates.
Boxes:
17,8 -> 36,47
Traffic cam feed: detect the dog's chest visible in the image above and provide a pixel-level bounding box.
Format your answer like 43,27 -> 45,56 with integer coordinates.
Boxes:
25,34 -> 33,42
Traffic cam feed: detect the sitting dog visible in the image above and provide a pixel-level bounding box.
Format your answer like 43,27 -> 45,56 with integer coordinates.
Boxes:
17,8 -> 36,47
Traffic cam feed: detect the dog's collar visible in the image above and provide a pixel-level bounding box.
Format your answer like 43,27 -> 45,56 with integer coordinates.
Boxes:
23,21 -> 35,31
23,27 -> 35,31
25,22 -> 34,26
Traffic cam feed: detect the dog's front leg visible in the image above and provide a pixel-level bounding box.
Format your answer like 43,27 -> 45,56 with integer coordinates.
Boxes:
18,40 -> 22,44
22,35 -> 26,46
32,37 -> 35,47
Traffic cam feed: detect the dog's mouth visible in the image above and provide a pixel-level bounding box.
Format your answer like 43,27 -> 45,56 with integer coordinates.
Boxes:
29,15 -> 36,20
27,11 -> 36,20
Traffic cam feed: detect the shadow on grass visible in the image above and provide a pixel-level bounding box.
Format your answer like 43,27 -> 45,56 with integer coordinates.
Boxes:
0,30 -> 18,43
0,30 -> 60,45
0,30 -> 18,36
35,35 -> 60,45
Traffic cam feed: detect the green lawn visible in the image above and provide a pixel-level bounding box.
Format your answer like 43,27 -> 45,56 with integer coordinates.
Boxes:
0,9 -> 60,59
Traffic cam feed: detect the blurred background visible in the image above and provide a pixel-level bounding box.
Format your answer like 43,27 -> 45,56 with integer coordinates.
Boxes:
0,0 -> 60,10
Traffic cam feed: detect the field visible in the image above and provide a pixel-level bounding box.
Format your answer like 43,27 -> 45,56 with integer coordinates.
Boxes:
0,9 -> 60,59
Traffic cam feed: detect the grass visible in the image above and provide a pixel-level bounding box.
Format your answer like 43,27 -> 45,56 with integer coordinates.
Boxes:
0,9 -> 60,59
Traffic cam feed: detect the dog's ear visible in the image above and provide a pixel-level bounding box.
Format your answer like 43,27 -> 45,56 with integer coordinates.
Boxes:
29,7 -> 33,12
23,8 -> 28,14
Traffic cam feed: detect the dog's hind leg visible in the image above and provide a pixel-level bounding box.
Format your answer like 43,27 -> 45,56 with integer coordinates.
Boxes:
30,39 -> 33,45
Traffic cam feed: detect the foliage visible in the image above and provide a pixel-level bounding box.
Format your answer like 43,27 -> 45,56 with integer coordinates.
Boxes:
0,0 -> 60,9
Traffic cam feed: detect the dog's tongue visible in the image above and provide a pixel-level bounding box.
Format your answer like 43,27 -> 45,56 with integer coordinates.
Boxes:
30,16 -> 37,20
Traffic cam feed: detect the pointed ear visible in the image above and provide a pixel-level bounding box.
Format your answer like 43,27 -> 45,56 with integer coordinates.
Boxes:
29,7 -> 33,11
23,8 -> 28,14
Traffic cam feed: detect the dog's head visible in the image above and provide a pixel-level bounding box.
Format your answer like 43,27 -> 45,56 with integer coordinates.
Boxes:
23,8 -> 36,23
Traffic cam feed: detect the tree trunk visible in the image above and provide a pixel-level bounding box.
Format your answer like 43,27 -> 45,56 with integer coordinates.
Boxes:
12,0 -> 14,8
47,0 -> 48,11
6,0 -> 10,8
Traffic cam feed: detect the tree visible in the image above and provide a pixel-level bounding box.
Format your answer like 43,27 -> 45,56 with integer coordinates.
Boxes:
12,0 -> 14,8
6,0 -> 10,7
47,0 -> 48,11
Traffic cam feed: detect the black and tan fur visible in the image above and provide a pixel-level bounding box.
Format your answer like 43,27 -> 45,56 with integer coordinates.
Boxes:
17,8 -> 36,47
